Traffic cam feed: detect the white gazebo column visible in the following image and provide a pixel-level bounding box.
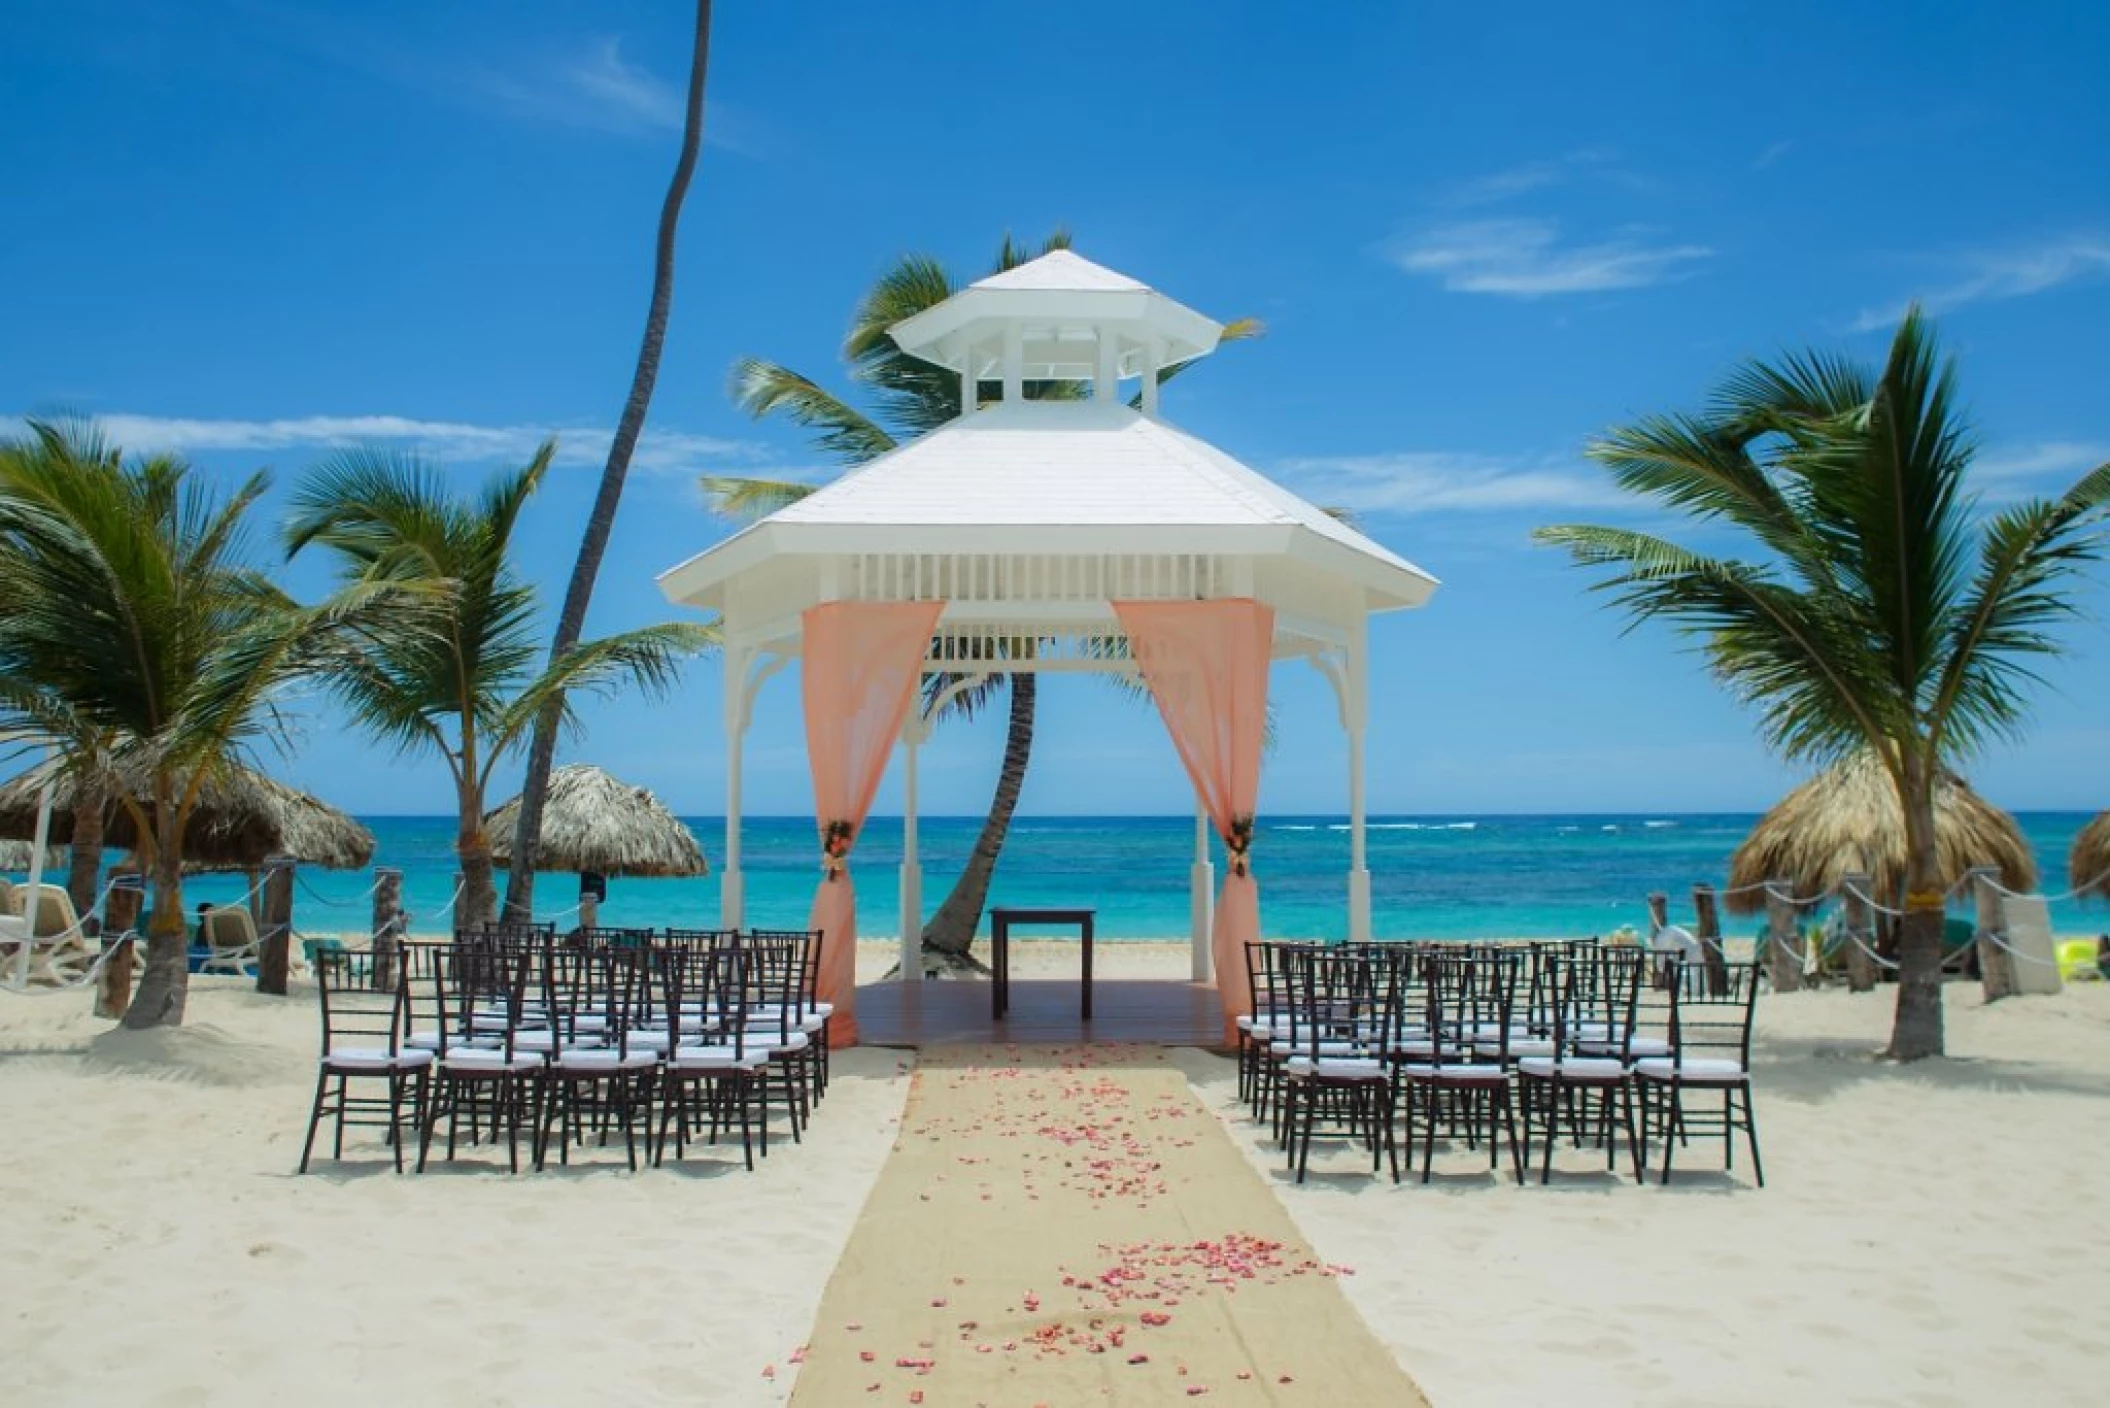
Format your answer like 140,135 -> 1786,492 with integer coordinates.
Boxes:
1140,339 -> 1162,417
1346,621 -> 1372,943
898,716 -> 924,984
1190,807 -> 1215,981
720,643 -> 748,928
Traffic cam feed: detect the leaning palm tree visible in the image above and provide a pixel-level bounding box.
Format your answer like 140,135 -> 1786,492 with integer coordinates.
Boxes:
1539,308 -> 2110,1060
0,420 -> 375,1026
701,232 -> 1259,971
285,445 -> 713,927
503,0 -> 715,923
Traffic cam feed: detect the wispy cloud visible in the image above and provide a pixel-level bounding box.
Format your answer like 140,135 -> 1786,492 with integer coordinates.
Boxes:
1274,451 -> 1632,516
7,412 -> 769,479
557,37 -> 684,133
1848,233 -> 2110,332
1439,148 -> 1631,207
1388,218 -> 1712,297
1752,139 -> 1794,171
1974,440 -> 2110,487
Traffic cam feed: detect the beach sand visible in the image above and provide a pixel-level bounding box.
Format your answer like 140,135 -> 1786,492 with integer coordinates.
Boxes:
2,944 -> 2106,1405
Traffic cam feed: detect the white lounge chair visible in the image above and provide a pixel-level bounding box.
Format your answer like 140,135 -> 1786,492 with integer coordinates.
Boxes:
0,884 -> 99,986
200,906 -> 263,977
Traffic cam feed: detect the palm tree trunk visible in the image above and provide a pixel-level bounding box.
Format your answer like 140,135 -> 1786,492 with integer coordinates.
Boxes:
121,795 -> 188,1029
501,0 -> 714,923
919,674 -> 1035,975
458,781 -> 498,928
65,781 -> 105,922
1887,755 -> 1948,1060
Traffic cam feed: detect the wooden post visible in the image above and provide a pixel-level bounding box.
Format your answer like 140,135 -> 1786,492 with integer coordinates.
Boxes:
1764,881 -> 1802,993
372,867 -> 403,990
1970,866 -> 2014,1002
1646,891 -> 1669,934
256,855 -> 295,995
1841,872 -> 1877,993
1692,883 -> 1727,996
96,873 -> 144,1019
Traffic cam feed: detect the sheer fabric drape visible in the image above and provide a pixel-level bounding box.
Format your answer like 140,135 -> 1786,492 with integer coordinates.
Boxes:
1111,599 -> 1273,1040
802,600 -> 944,1046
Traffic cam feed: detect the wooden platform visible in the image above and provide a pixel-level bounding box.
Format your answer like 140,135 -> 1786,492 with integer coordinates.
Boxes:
852,977 -> 1228,1048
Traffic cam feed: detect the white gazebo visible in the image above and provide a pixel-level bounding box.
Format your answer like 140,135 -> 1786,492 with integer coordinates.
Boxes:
658,250 -> 1438,1014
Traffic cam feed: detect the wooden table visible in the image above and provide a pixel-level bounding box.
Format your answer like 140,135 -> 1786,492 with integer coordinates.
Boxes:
989,907 -> 1096,1020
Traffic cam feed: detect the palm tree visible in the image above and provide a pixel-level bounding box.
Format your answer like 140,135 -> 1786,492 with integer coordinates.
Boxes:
1537,309 -> 2110,1059
0,420 -> 369,1026
285,445 -> 713,927
699,232 -> 1260,972
502,0 -> 715,923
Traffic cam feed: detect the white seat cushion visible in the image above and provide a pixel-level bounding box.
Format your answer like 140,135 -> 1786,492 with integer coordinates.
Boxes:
670,1045 -> 768,1071
324,1047 -> 434,1072
1502,1039 -> 1559,1059
439,1049 -> 542,1073
1403,1063 -> 1506,1083
1576,1036 -> 1671,1059
1284,1055 -> 1386,1080
1633,1056 -> 1746,1082
1517,1056 -> 1628,1081
553,1048 -> 658,1073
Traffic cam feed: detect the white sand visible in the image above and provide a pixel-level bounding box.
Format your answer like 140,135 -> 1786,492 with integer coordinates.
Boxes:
1176,980 -> 2110,1408
4,949 -> 2107,1406
0,981 -> 910,1407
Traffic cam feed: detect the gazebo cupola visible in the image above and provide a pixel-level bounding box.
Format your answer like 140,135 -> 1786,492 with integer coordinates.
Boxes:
885,249 -> 1226,414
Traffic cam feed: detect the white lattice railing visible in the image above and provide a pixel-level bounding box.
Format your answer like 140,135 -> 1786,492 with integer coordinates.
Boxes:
846,551 -> 1229,605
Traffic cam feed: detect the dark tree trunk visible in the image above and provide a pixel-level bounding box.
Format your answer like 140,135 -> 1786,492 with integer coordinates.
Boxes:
121,809 -> 189,1028
65,782 -> 106,923
1886,756 -> 1947,1060
919,674 -> 1035,975
503,0 -> 714,922
255,859 -> 294,996
458,792 -> 498,930
95,875 -> 143,1020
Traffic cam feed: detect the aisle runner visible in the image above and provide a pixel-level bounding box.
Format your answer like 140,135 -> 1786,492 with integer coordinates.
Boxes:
791,1045 -> 1425,1406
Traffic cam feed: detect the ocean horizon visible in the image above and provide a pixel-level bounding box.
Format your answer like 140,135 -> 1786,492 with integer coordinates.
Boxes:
115,810 -> 2107,943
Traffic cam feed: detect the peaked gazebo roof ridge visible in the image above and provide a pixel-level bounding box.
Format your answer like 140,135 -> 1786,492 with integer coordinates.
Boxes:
887,248 -> 1225,381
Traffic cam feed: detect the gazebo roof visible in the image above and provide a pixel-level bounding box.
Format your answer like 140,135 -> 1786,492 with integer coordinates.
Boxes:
659,252 -> 1438,659
659,399 -> 1436,626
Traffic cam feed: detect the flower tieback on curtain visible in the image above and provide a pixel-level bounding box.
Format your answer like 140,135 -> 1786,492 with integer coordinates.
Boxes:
1225,814 -> 1255,878
820,820 -> 855,881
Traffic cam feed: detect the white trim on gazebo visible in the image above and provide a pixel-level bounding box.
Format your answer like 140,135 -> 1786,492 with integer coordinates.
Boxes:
660,250 -> 1438,987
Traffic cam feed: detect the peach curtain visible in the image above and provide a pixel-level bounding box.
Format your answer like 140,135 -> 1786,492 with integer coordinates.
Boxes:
1111,599 -> 1273,1041
802,599 -> 945,1047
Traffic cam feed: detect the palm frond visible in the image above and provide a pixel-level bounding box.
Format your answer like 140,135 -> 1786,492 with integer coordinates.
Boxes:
698,475 -> 819,523
729,357 -> 896,463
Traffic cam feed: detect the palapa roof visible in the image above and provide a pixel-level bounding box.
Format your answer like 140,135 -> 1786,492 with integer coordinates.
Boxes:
2070,811 -> 2110,901
1725,751 -> 2036,914
485,765 -> 707,879
0,759 -> 374,871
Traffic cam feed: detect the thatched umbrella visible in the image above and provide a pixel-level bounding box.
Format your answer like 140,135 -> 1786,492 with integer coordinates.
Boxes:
0,758 -> 373,936
1726,751 -> 2036,916
2070,812 -> 2110,902
0,758 -> 370,870
0,758 -> 373,872
485,765 -> 705,926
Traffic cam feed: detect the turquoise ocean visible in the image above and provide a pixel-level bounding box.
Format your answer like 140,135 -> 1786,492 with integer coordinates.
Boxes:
146,811 -> 2107,943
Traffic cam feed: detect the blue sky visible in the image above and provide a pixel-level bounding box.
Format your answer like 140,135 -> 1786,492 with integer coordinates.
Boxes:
4,1 -> 2107,819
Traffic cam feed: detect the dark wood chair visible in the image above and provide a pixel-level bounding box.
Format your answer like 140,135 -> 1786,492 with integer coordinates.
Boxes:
1635,956 -> 1764,1186
299,949 -> 432,1174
